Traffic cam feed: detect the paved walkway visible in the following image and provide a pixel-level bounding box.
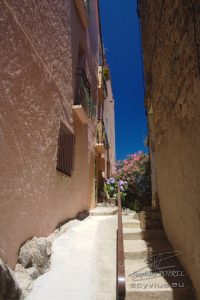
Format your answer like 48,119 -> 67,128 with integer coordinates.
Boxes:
27,215 -> 117,300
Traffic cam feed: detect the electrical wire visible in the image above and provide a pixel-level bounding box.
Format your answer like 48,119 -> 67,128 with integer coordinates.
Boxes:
119,79 -> 143,155
191,0 -> 200,76
118,2 -> 147,155
149,0 -> 165,78
137,0 -> 146,100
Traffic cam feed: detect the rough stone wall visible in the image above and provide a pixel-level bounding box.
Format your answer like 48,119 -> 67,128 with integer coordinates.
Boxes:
140,0 -> 200,297
0,0 -> 100,267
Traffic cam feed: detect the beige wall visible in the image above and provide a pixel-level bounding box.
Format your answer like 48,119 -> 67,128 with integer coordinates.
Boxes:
0,0 -> 100,267
140,0 -> 200,297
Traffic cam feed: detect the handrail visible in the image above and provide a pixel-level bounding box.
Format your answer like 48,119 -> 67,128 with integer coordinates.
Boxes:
116,184 -> 126,300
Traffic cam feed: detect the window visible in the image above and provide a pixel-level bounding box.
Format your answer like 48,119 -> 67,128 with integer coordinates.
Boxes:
56,123 -> 75,176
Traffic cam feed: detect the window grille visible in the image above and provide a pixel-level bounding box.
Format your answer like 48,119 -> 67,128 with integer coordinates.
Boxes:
56,123 -> 75,176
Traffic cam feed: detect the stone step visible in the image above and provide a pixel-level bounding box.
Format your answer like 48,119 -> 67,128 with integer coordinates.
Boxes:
123,228 -> 141,240
122,219 -> 140,228
140,210 -> 163,230
89,206 -> 118,216
122,211 -> 137,217
141,220 -> 163,231
123,228 -> 166,240
144,214 -> 162,223
133,213 -> 140,221
124,239 -> 173,260
122,211 -> 141,220
125,258 -> 194,300
143,207 -> 161,214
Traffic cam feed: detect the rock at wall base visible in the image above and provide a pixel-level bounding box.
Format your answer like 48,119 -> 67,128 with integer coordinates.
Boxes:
18,237 -> 52,274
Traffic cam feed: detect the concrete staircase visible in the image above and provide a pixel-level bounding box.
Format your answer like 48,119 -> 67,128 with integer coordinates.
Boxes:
122,210 -> 195,300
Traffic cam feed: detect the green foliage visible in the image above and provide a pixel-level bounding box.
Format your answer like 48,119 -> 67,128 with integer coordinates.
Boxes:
103,67 -> 110,81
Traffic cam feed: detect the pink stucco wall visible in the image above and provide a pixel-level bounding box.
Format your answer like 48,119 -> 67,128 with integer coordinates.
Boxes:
0,0 -> 100,267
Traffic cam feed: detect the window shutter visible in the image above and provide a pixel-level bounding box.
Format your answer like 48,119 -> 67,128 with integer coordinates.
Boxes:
107,161 -> 111,178
56,123 -> 75,176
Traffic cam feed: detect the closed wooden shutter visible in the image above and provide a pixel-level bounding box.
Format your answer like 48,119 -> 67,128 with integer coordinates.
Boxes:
56,123 -> 75,176
107,161 -> 111,178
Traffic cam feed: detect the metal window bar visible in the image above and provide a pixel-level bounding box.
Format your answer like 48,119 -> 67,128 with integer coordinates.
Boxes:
75,68 -> 96,119
56,129 -> 75,176
56,125 -> 75,176
84,0 -> 92,19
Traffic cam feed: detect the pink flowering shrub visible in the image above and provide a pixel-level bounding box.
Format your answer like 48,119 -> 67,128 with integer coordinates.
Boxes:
115,151 -> 151,210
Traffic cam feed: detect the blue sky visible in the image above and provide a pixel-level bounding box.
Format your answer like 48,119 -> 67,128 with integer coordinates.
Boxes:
99,0 -> 148,160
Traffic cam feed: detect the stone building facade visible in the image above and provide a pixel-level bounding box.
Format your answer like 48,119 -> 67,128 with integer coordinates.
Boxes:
139,0 -> 200,298
0,0 -> 115,267
103,68 -> 116,176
